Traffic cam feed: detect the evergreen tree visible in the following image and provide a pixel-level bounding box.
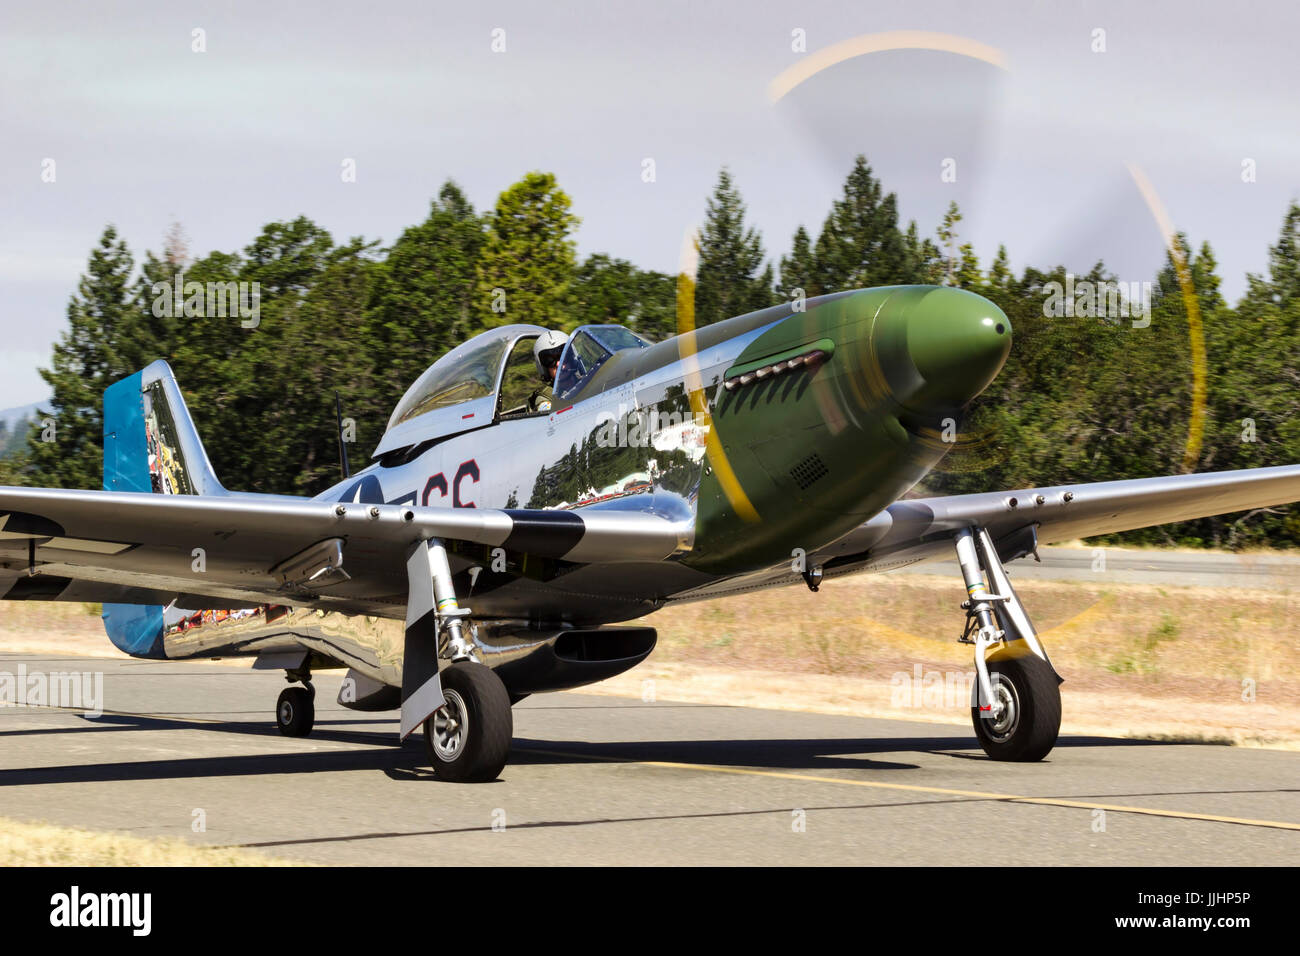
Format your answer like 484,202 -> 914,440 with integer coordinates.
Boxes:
902,220 -> 943,284
813,156 -> 909,290
128,221 -> 190,373
271,238 -> 381,493
630,269 -> 679,341
28,226 -> 138,489
365,181 -> 485,414
937,201 -> 963,285
566,255 -> 676,340
811,215 -> 842,293
171,220 -> 337,492
474,172 -> 578,330
987,244 -> 1013,291
1244,201 -> 1300,308
694,167 -> 773,327
778,225 -> 817,300
956,243 -> 981,290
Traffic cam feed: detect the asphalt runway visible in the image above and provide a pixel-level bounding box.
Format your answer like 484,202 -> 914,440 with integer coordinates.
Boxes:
0,653 -> 1296,865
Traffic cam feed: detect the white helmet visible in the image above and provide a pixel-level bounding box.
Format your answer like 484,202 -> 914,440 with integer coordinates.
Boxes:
533,330 -> 568,378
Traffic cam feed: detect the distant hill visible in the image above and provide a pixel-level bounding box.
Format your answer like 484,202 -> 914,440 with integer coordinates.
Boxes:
0,400 -> 47,459
0,401 -> 46,429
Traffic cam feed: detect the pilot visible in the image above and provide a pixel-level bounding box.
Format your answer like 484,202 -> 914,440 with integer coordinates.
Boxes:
531,330 -> 568,412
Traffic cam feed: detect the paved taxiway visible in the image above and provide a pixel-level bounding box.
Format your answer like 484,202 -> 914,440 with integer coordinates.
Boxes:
0,653 -> 1295,865
898,545 -> 1300,589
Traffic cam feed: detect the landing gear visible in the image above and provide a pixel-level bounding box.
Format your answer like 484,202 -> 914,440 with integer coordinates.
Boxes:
423,662 -> 513,783
953,526 -> 1062,762
970,655 -> 1061,761
276,685 -> 315,737
403,538 -> 513,782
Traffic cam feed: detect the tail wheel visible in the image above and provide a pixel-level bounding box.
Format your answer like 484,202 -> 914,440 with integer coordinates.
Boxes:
276,686 -> 315,737
424,662 -> 512,782
972,654 -> 1061,761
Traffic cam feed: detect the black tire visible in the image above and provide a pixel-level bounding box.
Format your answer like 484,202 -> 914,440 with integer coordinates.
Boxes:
971,654 -> 1060,761
277,686 -> 315,737
423,662 -> 512,782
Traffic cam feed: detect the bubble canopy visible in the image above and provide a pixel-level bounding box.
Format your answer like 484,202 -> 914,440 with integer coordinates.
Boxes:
374,323 -> 652,458
375,324 -> 547,456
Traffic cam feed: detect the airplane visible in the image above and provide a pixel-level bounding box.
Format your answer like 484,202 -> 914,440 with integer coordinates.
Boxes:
3,284 -> 1299,782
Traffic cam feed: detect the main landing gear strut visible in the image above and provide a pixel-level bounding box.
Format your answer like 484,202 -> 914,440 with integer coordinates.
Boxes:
402,538 -> 512,782
952,526 -> 1062,761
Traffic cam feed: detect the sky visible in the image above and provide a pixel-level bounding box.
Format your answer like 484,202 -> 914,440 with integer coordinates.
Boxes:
2,0 -> 1299,408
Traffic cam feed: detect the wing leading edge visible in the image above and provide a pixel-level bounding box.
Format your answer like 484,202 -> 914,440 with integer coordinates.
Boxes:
862,463 -> 1300,564
669,463 -> 1300,601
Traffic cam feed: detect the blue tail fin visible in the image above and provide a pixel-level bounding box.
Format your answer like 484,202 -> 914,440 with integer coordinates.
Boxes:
103,360 -> 223,496
101,361 -> 219,658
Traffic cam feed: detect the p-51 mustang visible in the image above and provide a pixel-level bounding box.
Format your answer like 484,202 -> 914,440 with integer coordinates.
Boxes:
4,286 -> 1299,781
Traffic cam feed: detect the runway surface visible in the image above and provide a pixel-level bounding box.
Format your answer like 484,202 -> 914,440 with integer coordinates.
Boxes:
897,545 -> 1300,589
1,653 -> 1296,865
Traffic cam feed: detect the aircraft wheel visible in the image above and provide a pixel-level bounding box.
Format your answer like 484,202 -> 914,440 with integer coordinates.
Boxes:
424,662 -> 512,782
276,686 -> 315,737
971,654 -> 1060,761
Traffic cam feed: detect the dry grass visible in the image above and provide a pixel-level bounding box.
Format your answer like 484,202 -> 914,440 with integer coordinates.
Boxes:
0,817 -> 303,866
639,574 -> 1299,686
0,603 -> 112,656
605,573 -> 1300,748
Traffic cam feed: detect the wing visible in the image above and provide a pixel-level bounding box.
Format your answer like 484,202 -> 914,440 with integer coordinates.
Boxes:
853,464 -> 1300,564
670,464 -> 1300,599
0,486 -> 693,617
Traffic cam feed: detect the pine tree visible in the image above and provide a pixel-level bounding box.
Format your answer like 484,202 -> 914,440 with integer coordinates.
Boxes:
128,221 -> 191,373
172,220 -> 337,492
1245,202 -> 1300,308
273,238 -> 381,493
987,244 -> 1013,291
814,156 -> 909,290
812,213 -> 842,293
366,181 -> 485,412
474,172 -> 579,330
778,225 -> 818,300
694,167 -> 773,327
937,201 -> 963,285
902,220 -> 943,284
565,255 -> 676,341
956,243 -> 982,290
27,226 -> 138,489
630,269 -> 678,341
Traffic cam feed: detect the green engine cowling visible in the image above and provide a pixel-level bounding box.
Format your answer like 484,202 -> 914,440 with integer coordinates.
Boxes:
686,285 -> 1012,574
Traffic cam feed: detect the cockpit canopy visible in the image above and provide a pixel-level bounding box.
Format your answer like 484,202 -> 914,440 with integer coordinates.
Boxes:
387,328 -> 520,431
553,325 -> 652,401
376,324 -> 547,457
374,322 -> 653,458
